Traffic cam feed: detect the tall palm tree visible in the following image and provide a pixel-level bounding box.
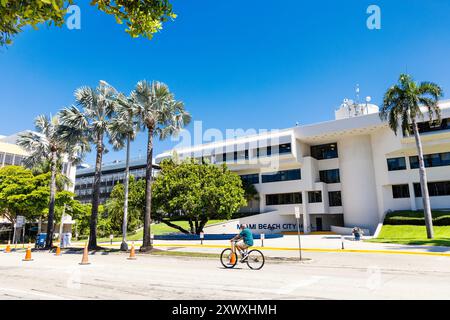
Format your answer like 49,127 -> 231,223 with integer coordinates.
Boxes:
59,80 -> 117,249
380,74 -> 443,239
108,93 -> 139,251
132,80 -> 191,251
17,115 -> 86,249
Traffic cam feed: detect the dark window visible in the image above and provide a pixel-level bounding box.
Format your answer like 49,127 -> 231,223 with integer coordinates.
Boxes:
3,153 -> 14,165
413,118 -> 450,134
262,169 -> 301,183
387,157 -> 406,171
266,192 -> 302,205
329,191 -> 342,206
256,143 -> 291,158
410,152 -> 450,169
311,143 -> 338,160
392,184 -> 410,199
240,174 -> 259,185
414,181 -> 450,197
278,143 -> 292,154
308,191 -> 322,203
319,169 -> 340,183
0,152 -> 4,165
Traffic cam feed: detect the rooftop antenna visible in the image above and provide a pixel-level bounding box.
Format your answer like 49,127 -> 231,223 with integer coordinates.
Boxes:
354,84 -> 361,116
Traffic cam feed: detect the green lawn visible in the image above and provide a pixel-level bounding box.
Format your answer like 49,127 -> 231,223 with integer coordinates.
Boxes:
367,225 -> 450,247
97,219 -> 227,243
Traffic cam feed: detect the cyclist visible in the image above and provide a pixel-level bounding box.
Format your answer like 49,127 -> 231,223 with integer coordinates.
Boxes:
230,224 -> 254,262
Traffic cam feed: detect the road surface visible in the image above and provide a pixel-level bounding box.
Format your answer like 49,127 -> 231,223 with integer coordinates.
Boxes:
0,250 -> 449,299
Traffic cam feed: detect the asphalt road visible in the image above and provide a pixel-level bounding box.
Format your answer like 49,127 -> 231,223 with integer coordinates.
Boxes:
0,250 -> 449,300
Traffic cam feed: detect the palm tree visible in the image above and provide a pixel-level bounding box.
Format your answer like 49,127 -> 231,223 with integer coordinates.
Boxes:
108,93 -> 139,251
59,80 -> 117,249
132,80 -> 191,251
380,74 -> 443,239
17,115 -> 85,249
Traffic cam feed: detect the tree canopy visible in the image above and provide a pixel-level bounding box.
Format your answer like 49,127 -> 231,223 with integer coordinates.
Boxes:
0,0 -> 176,46
152,159 -> 247,234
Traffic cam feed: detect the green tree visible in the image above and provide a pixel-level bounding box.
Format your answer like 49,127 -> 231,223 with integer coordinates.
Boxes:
59,80 -> 117,249
131,80 -> 191,251
104,176 -> 146,235
17,115 -> 86,249
380,74 -> 443,239
0,0 -> 176,46
152,159 -> 247,235
108,93 -> 139,251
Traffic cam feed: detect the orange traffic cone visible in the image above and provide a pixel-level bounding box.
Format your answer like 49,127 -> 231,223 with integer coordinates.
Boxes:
23,243 -> 33,261
5,240 -> 11,253
127,242 -> 137,260
79,243 -> 90,265
55,245 -> 61,256
229,251 -> 237,265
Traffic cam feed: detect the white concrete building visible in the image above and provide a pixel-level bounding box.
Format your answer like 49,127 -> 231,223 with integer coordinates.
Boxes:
156,100 -> 450,235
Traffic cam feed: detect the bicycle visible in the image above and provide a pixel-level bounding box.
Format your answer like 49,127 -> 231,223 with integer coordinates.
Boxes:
220,241 -> 265,270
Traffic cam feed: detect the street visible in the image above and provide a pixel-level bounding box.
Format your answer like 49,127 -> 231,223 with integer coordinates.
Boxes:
0,250 -> 449,300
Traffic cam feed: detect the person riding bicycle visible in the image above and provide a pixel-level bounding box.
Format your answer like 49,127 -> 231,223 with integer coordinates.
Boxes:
230,224 -> 254,262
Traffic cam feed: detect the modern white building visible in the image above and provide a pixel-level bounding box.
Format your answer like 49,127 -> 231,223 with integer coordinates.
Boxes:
156,99 -> 450,235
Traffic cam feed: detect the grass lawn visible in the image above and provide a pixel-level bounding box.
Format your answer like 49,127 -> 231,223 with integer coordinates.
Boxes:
96,219 -> 227,243
367,225 -> 450,247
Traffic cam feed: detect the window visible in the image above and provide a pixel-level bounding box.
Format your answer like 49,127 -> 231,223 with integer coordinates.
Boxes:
240,174 -> 259,185
256,143 -> 291,158
0,152 -> 4,165
262,169 -> 301,183
387,157 -> 406,171
308,191 -> 322,203
3,153 -> 14,165
410,152 -> 450,169
414,181 -> 450,197
311,143 -> 338,160
266,193 -> 302,205
278,143 -> 292,154
392,184 -> 410,199
414,118 -> 450,134
329,191 -> 342,207
319,169 -> 340,183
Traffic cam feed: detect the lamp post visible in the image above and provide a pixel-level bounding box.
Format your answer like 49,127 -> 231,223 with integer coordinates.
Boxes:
295,206 -> 302,261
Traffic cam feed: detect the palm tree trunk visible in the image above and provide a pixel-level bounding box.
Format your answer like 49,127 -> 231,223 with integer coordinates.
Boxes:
141,129 -> 154,251
412,120 -> 434,239
89,133 -> 104,249
45,151 -> 58,249
120,136 -> 131,251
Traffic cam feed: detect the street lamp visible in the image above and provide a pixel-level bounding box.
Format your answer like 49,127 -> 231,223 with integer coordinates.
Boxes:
295,206 -> 302,261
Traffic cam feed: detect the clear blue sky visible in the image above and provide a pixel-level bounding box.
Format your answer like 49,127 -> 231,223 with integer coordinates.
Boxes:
1,0 -> 450,164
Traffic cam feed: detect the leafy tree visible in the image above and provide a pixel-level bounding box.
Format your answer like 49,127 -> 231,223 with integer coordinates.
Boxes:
0,166 -> 74,227
17,115 -> 86,249
152,159 -> 247,235
131,80 -> 191,251
59,80 -> 117,249
380,74 -> 443,239
0,0 -> 176,46
104,176 -> 146,234
108,93 -> 140,251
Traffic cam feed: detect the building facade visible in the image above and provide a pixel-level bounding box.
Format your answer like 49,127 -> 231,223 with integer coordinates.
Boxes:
75,158 -> 159,204
156,100 -> 450,235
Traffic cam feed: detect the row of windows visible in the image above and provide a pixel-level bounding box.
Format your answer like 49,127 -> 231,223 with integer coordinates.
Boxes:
387,152 -> 450,171
240,174 -> 260,185
265,191 -> 342,207
215,143 -> 293,163
392,181 -> 450,198
0,152 -> 25,167
414,118 -> 450,135
261,169 -> 301,183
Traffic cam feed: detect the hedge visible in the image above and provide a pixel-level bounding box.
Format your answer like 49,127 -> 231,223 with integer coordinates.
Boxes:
384,210 -> 450,226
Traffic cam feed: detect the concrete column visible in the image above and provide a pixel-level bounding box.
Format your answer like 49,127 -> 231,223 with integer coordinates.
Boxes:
302,191 -> 310,234
408,182 -> 417,211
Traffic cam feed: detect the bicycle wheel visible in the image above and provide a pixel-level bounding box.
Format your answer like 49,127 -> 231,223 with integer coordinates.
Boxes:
246,249 -> 265,270
220,248 -> 238,269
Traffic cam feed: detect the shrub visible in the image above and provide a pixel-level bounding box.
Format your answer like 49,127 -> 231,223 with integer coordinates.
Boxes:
384,210 -> 450,226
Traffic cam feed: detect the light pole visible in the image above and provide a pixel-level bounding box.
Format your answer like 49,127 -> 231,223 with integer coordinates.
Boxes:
295,206 -> 302,261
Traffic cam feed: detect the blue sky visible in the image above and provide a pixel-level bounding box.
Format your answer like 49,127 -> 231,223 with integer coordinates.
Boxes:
1,0 -> 450,164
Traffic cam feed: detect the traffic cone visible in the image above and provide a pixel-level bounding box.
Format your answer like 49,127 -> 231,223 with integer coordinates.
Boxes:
5,240 -> 11,253
22,243 -> 33,261
127,242 -> 137,260
55,245 -> 61,256
79,243 -> 90,265
229,252 -> 236,265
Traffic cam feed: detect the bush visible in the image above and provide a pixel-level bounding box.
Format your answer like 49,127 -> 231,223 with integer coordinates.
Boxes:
384,210 -> 450,226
